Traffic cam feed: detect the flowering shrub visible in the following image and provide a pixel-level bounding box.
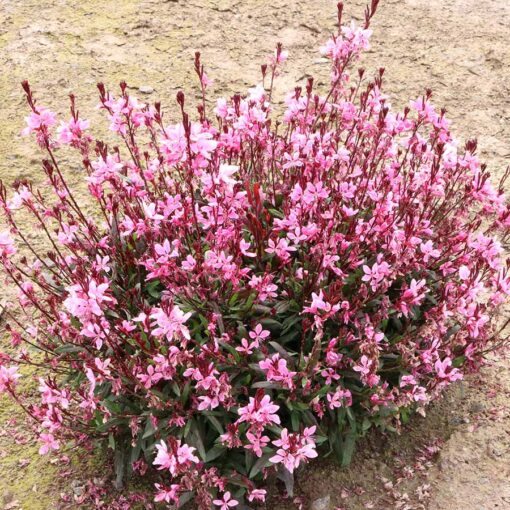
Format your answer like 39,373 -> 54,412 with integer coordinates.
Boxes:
1,1 -> 510,507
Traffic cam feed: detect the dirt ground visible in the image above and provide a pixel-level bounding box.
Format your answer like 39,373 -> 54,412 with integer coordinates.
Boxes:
0,0 -> 509,509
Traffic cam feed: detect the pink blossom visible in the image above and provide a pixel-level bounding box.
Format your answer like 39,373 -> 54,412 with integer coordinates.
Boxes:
420,240 -> 440,262
434,358 -> 462,383
238,393 -> 280,427
217,164 -> 239,188
213,491 -> 238,510
0,231 -> 16,258
0,365 -> 20,393
38,433 -> 60,455
269,427 -> 318,473
327,388 -> 352,410
361,261 -> 390,291
259,354 -> 297,389
154,483 -> 180,504
353,355 -> 372,377
459,265 -> 471,281
248,324 -> 270,346
137,365 -> 163,389
248,488 -> 267,503
150,305 -> 192,341
58,117 -> 90,144
245,430 -> 270,458
22,107 -> 56,135
153,438 -> 199,476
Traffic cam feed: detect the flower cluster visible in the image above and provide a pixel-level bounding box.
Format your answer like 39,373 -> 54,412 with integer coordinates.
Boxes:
1,1 -> 509,507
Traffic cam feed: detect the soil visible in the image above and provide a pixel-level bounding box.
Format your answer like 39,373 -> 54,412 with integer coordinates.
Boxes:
0,0 -> 509,509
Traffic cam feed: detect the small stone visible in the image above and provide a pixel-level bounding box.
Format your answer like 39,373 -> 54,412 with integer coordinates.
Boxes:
469,402 -> 485,413
310,494 -> 331,510
70,479 -> 86,496
3,491 -> 14,504
489,446 -> 504,458
450,415 -> 470,425
139,85 -> 154,94
72,485 -> 85,497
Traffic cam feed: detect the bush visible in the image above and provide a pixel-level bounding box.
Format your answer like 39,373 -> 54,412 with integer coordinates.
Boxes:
1,1 -> 509,507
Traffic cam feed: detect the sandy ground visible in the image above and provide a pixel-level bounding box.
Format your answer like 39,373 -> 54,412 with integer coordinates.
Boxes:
0,0 -> 509,509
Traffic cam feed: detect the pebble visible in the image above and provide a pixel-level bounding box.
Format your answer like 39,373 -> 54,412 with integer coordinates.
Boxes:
450,415 -> 470,425
3,491 -> 14,504
469,402 -> 486,414
70,479 -> 86,497
139,85 -> 154,94
310,494 -> 331,510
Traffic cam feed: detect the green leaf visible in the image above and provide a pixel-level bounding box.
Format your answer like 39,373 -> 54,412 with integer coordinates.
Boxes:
205,445 -> 226,462
178,491 -> 194,508
188,420 -> 206,461
114,444 -> 127,490
362,417 -> 372,432
341,432 -> 357,466
259,318 -> 283,333
268,208 -> 284,219
54,344 -> 86,354
251,381 -> 281,389
291,411 -> 300,432
205,414 -> 224,435
452,355 -> 466,368
142,419 -> 156,439
181,382 -> 191,405
249,453 -> 272,478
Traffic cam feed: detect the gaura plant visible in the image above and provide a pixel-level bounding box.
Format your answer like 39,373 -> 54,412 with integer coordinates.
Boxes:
1,1 -> 509,507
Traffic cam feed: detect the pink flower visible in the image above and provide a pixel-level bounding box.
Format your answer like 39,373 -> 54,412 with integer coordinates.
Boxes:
0,365 -> 20,393
22,107 -> 56,136
326,388 -> 352,410
303,290 -> 339,315
361,261 -> 390,291
190,125 -> 218,160
137,365 -> 163,389
245,430 -> 270,458
153,438 -> 199,476
410,96 -> 437,123
237,393 -> 280,427
58,117 -> 90,144
269,427 -> 318,473
217,164 -> 239,188
249,275 -> 278,301
248,324 -> 270,346
38,433 -> 60,455
265,237 -> 296,262
235,337 -> 256,355
213,492 -> 238,510
434,358 -> 462,383
154,483 -> 180,504
240,239 -> 256,258
248,488 -> 267,503
0,231 -> 16,258
64,279 -> 113,320
259,354 -> 297,389
459,265 -> 470,281
353,355 -> 372,376
420,240 -> 440,262
150,305 -> 192,341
